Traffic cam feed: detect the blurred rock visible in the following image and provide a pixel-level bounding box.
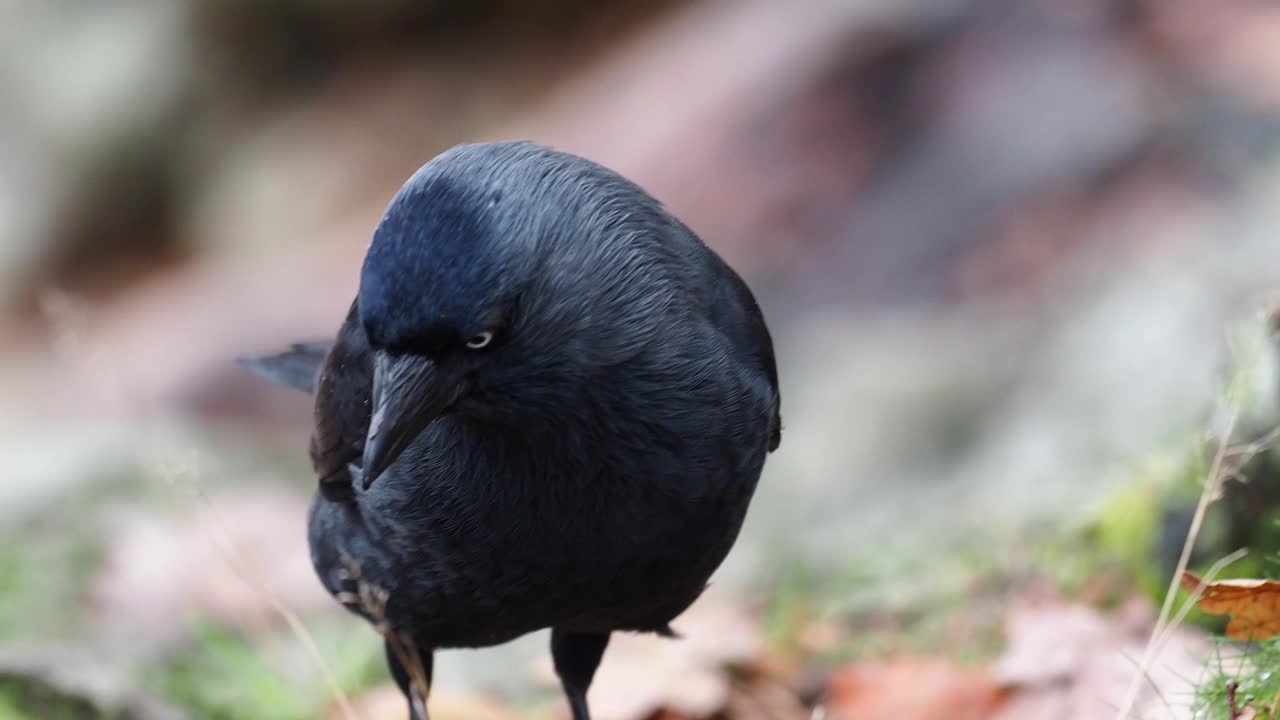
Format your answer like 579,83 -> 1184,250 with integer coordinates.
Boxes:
188,0 -> 682,103
504,0 -> 1219,309
1145,0 -> 1280,112
508,0 -> 951,288
0,645 -> 187,720
0,0 -> 190,309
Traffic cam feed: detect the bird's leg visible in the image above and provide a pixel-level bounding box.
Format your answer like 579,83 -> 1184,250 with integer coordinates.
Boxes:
386,636 -> 434,720
550,629 -> 610,720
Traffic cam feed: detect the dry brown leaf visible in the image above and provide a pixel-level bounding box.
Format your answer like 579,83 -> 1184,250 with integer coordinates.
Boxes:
992,596 -> 1123,686
726,677 -> 809,720
825,657 -> 1007,720
1181,571 -> 1280,641
991,595 -> 1214,720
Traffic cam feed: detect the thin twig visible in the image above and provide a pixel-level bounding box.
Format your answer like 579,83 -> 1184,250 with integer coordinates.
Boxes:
192,484 -> 362,720
1113,405 -> 1241,720
1224,426 -> 1280,462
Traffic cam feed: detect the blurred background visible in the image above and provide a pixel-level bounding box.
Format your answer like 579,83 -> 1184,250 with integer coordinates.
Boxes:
3,0 -> 1280,718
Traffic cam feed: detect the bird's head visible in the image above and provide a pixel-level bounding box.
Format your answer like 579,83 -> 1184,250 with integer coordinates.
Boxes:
354,142 -> 680,487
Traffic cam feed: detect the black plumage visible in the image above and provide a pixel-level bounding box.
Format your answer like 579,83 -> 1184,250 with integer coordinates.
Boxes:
241,141 -> 781,720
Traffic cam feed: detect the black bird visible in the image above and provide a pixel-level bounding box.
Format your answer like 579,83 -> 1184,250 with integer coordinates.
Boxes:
241,141 -> 781,720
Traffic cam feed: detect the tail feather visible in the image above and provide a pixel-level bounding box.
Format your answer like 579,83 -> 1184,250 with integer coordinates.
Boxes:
654,625 -> 681,639
236,341 -> 332,394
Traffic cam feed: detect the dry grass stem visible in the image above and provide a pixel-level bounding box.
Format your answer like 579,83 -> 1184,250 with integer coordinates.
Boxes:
41,290 -> 362,720
1113,405 -> 1241,720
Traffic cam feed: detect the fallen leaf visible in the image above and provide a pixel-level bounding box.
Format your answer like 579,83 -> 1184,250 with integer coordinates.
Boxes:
992,596 -> 1121,686
726,678 -> 808,720
991,594 -> 1216,720
826,657 -> 1006,720
1181,572 -> 1280,641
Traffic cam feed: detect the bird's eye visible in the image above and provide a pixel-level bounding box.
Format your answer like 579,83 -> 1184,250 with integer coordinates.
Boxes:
464,331 -> 495,350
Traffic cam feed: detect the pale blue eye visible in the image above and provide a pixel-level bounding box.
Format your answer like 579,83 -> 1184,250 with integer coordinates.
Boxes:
465,331 -> 494,350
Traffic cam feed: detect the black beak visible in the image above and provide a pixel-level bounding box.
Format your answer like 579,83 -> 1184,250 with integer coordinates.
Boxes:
361,351 -> 463,489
